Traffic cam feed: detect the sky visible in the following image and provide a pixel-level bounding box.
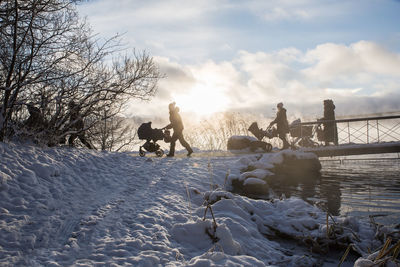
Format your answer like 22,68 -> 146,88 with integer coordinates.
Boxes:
77,0 -> 400,121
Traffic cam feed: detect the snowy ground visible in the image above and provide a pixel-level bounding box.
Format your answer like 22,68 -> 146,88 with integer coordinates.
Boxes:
0,142 -> 399,266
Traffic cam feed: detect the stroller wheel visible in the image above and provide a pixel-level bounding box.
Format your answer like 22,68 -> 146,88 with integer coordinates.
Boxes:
264,143 -> 272,152
155,149 -> 164,157
139,147 -> 146,157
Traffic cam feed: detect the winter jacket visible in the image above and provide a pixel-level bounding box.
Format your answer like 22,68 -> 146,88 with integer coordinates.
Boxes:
166,108 -> 184,132
271,108 -> 289,134
322,101 -> 338,143
70,107 -> 84,130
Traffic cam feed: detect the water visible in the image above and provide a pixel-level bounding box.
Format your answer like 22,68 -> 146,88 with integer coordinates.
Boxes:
158,151 -> 400,225
269,154 -> 400,225
320,156 -> 400,224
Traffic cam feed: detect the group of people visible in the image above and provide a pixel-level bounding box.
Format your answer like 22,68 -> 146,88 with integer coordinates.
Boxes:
163,99 -> 338,156
163,101 -> 290,156
25,98 -> 337,154
268,100 -> 339,149
25,101 -> 93,149
267,100 -> 338,149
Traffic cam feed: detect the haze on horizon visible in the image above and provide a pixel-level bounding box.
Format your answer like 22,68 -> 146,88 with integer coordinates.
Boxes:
78,0 -> 400,121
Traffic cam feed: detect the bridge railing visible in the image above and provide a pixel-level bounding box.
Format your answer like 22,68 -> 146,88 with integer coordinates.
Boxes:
293,115 -> 400,146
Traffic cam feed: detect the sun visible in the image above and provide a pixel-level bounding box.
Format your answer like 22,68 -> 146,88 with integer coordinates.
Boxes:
172,84 -> 229,116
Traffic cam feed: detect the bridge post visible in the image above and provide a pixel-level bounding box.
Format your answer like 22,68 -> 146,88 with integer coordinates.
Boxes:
347,122 -> 350,144
377,120 -> 380,142
367,120 -> 369,144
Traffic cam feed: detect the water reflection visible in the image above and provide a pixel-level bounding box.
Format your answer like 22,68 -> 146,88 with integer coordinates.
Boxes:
268,172 -> 341,216
267,158 -> 400,225
319,179 -> 341,216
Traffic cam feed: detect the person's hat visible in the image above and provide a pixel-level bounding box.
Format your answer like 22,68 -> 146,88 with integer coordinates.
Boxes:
168,102 -> 176,110
277,102 -> 283,108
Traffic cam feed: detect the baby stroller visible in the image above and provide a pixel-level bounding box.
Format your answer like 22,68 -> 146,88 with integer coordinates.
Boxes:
248,122 -> 277,140
289,119 -> 319,148
137,122 -> 171,157
246,122 -> 273,152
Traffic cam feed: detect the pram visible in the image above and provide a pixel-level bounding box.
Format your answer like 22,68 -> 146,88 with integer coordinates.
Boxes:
137,122 -> 171,157
245,122 -> 273,152
289,119 -> 320,148
248,122 -> 277,140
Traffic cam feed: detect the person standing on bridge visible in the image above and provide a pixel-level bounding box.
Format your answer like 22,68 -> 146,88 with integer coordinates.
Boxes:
269,102 -> 290,149
321,99 -> 338,146
165,102 -> 193,157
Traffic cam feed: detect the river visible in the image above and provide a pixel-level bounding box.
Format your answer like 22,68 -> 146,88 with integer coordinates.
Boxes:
267,153 -> 400,225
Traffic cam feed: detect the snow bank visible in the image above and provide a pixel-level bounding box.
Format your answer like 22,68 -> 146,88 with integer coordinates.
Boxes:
0,142 -> 148,266
1,142 -> 398,266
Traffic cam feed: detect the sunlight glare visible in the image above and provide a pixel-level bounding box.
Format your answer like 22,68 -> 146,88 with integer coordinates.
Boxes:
173,84 -> 229,116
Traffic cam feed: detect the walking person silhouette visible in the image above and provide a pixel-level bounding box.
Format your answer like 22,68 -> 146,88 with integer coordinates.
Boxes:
165,102 -> 193,157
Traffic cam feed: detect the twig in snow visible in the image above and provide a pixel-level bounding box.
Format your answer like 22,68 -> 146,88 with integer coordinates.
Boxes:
338,244 -> 352,267
184,182 -> 192,221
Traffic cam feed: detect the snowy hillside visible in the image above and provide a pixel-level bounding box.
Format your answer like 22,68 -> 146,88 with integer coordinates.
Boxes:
0,142 -> 398,266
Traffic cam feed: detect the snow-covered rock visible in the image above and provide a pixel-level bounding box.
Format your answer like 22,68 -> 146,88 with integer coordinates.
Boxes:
229,149 -> 321,196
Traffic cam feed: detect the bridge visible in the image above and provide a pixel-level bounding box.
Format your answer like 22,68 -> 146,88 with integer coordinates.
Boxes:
287,114 -> 400,157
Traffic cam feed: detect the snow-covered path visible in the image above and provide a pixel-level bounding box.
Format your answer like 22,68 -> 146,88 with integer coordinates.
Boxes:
48,157 -> 224,266
1,143 -> 244,266
2,143 -> 397,266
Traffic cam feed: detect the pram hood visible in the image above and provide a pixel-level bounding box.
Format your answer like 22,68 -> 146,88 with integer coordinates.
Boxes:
137,122 -> 164,141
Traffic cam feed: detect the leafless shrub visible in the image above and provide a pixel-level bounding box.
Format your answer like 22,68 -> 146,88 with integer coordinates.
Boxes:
184,111 -> 280,150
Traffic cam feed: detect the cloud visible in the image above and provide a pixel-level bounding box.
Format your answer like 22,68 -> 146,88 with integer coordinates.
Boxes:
302,41 -> 400,84
125,40 -> 400,120
242,0 -> 350,21
78,0 -> 400,68
78,0 -> 235,63
80,0 -> 219,25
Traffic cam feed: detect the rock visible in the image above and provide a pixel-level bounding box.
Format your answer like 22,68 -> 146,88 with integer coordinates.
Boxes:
227,136 -> 272,152
243,178 -> 268,195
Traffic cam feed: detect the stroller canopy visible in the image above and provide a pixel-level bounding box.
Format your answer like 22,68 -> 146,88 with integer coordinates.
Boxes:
138,122 -> 164,142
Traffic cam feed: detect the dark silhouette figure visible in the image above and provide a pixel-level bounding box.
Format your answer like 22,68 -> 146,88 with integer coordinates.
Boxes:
165,102 -> 193,157
25,103 -> 46,131
269,102 -> 290,149
68,101 -> 93,149
321,99 -> 338,146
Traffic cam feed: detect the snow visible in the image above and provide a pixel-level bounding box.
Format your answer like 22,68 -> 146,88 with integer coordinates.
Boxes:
240,169 -> 273,181
301,141 -> 400,152
0,142 -> 398,266
242,178 -> 267,186
229,135 -> 258,142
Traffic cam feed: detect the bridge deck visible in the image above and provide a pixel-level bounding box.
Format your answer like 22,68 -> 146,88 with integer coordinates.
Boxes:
302,142 -> 400,157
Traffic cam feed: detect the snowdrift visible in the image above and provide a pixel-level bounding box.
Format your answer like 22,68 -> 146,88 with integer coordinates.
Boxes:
1,142 -> 399,266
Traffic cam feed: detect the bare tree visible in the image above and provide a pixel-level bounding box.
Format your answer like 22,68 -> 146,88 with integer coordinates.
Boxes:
88,112 -> 140,152
0,0 -> 86,141
40,49 -> 160,147
0,0 -> 161,145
